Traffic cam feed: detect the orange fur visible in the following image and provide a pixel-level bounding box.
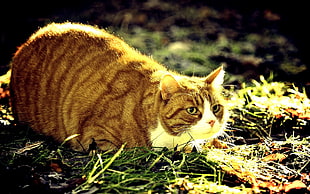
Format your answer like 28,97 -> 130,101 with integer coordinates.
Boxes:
10,22 -> 228,151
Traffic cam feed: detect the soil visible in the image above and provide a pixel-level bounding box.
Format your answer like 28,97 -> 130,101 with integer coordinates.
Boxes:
0,1 -> 309,193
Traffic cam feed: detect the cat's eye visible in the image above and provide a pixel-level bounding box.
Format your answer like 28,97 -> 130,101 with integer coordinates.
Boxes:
186,107 -> 199,115
212,104 -> 221,114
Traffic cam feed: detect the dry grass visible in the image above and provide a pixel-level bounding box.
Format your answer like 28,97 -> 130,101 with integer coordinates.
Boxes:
0,74 -> 309,193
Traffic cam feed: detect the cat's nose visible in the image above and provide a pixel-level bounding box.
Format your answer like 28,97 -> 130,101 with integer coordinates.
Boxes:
208,120 -> 215,127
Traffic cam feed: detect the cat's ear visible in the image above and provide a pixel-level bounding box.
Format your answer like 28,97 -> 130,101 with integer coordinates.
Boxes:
160,74 -> 181,100
205,65 -> 225,87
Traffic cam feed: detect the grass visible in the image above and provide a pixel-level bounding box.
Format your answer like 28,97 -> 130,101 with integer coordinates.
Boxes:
0,75 -> 309,193
228,75 -> 310,141
0,2 -> 309,193
0,21 -> 309,193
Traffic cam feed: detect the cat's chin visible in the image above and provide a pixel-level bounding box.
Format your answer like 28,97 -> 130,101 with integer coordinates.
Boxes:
190,124 -> 223,139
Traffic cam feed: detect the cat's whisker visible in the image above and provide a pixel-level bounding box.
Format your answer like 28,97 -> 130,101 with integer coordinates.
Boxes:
171,124 -> 191,128
175,131 -> 205,152
151,130 -> 166,143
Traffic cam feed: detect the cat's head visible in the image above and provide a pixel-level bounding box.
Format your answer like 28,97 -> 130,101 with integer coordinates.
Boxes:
155,66 -> 228,148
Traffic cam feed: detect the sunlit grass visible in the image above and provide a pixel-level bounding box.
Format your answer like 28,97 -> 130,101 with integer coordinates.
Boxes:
227,75 -> 309,141
0,72 -> 309,193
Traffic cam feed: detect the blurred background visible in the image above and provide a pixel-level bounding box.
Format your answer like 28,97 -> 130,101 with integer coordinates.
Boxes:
1,0 -> 309,89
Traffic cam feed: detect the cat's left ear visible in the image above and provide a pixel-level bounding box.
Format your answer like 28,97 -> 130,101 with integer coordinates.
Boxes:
205,65 -> 225,87
160,74 -> 181,100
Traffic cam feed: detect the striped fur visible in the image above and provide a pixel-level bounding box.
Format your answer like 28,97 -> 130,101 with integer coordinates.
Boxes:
10,22 -> 228,151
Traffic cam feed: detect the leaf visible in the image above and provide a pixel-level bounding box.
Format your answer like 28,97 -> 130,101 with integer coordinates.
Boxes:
50,161 -> 63,173
284,180 -> 307,192
262,153 -> 287,162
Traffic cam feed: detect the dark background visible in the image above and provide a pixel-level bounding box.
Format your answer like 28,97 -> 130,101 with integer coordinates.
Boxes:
1,0 -> 309,84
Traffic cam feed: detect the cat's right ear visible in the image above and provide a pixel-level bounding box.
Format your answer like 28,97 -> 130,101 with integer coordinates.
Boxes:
160,74 -> 181,100
205,65 -> 225,87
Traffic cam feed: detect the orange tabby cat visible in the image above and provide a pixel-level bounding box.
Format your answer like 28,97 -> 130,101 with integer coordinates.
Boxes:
10,22 -> 228,151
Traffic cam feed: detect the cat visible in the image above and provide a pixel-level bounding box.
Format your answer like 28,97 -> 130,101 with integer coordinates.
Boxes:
10,22 -> 229,151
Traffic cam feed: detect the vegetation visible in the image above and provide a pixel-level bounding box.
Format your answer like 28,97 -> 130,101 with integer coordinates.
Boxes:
0,74 -> 309,193
0,1 -> 309,193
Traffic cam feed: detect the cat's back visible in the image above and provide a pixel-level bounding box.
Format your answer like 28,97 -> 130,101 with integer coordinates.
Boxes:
10,23 -> 165,149
12,22 -> 164,78
13,22 -> 131,69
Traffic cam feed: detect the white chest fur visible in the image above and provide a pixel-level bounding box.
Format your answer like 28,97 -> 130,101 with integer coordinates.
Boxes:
150,120 -> 193,149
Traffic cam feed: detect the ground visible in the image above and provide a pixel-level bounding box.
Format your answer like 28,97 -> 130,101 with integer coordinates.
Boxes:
0,1 -> 309,193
